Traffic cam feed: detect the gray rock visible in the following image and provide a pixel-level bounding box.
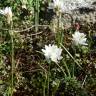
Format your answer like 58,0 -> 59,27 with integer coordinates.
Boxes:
63,0 -> 96,24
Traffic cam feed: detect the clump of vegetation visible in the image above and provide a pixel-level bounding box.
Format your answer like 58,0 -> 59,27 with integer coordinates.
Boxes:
0,0 -> 96,96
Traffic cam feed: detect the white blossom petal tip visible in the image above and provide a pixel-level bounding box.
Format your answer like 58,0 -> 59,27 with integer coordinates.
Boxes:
72,31 -> 88,46
42,44 -> 63,63
0,7 -> 12,24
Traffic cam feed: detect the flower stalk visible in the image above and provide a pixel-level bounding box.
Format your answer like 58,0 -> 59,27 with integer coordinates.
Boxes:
9,16 -> 14,96
35,0 -> 39,32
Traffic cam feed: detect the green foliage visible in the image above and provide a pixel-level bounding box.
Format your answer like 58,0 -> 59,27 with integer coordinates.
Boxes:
0,0 -> 96,96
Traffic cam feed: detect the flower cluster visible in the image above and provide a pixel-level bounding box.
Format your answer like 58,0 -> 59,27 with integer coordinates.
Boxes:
42,31 -> 88,63
49,0 -> 64,13
42,44 -> 63,63
72,31 -> 87,45
0,7 -> 12,24
53,0 -> 64,12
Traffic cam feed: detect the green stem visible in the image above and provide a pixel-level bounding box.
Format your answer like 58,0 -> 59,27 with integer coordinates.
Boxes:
43,70 -> 47,96
60,43 -> 82,69
43,76 -> 47,96
11,32 -> 14,96
72,45 -> 76,77
47,64 -> 50,96
0,30 -> 2,65
62,60 -> 71,77
35,0 -> 39,32
55,63 -> 66,77
56,13 -> 63,45
72,63 -> 75,77
10,22 -> 14,96
37,63 -> 47,96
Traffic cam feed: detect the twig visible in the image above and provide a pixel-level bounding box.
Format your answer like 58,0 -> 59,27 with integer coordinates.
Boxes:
21,69 -> 42,73
0,25 -> 50,33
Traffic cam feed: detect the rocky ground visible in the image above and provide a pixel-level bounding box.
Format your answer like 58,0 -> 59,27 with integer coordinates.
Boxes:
60,1 -> 96,30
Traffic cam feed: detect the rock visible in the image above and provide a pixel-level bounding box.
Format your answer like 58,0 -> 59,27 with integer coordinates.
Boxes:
63,0 -> 96,24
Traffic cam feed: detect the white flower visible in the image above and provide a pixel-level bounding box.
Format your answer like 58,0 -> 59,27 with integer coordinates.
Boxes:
49,0 -> 93,13
21,0 -> 27,9
0,7 -> 12,24
49,0 -> 64,12
53,0 -> 64,9
72,31 -> 88,45
22,5 -> 27,9
42,44 -> 63,63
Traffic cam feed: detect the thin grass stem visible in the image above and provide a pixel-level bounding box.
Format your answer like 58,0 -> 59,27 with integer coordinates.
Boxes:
60,43 -> 82,69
